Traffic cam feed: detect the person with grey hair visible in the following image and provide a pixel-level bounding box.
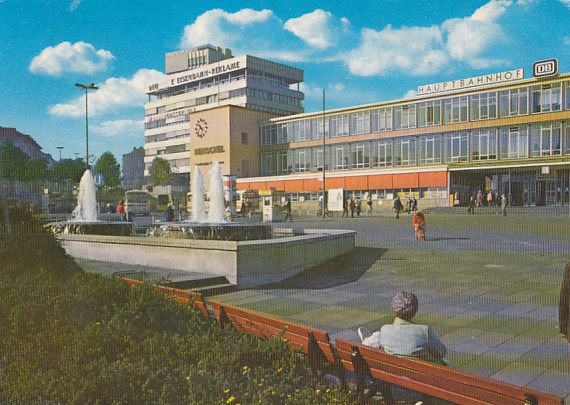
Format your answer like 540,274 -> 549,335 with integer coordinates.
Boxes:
362,291 -> 447,364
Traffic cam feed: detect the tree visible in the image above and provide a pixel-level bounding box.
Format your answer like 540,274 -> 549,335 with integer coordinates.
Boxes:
149,157 -> 172,186
94,151 -> 121,188
48,158 -> 86,183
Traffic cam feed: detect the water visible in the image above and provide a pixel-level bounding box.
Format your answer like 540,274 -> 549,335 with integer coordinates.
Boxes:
207,159 -> 225,223
190,165 -> 207,222
71,169 -> 98,222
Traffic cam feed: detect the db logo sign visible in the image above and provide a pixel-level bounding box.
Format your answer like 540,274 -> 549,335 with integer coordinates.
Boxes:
533,59 -> 558,78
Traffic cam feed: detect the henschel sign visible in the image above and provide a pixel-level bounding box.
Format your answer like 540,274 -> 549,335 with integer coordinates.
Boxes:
417,69 -> 524,96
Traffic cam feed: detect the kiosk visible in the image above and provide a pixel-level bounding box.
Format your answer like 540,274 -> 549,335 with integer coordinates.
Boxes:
260,189 -> 285,222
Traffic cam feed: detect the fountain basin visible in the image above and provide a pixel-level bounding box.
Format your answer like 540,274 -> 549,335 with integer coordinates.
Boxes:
46,221 -> 134,237
150,222 -> 273,241
57,227 -> 355,288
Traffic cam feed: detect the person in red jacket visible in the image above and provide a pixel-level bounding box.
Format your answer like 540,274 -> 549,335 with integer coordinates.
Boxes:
412,209 -> 426,240
116,200 -> 125,214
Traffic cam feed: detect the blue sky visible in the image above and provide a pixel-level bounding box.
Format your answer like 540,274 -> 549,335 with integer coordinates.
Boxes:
1,0 -> 569,164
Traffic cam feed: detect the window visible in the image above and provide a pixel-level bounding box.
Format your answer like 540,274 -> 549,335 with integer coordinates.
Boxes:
241,132 -> 248,144
293,148 -> 310,172
443,96 -> 468,124
531,83 -> 562,113
499,126 -> 528,159
418,100 -> 442,127
333,145 -> 349,170
499,87 -> 528,117
565,81 -> 570,110
469,92 -> 497,121
470,129 -> 497,161
329,114 -> 350,138
261,152 -> 274,175
394,137 -> 416,166
418,135 -> 442,164
531,122 -> 562,157
349,111 -> 371,135
371,139 -> 392,167
277,150 -> 290,174
443,131 -> 468,162
371,107 -> 393,132
350,142 -> 370,169
394,104 -> 417,129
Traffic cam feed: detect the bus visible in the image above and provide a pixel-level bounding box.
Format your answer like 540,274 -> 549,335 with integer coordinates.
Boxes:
124,190 -> 157,221
236,189 -> 260,215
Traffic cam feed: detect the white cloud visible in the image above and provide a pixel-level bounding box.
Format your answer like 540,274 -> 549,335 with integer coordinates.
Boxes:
346,25 -> 448,76
565,36 -> 570,45
91,119 -> 144,137
442,0 -> 512,68
559,0 -> 570,8
29,41 -> 114,76
284,10 -> 337,49
179,9 -> 273,49
69,0 -> 82,12
49,69 -> 166,118
402,89 -> 418,99
344,0 -> 515,77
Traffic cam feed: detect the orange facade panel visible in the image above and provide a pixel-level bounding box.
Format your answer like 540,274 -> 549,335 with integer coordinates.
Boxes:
284,179 -> 305,192
326,177 -> 345,189
345,176 -> 368,190
418,171 -> 448,188
393,173 -> 419,188
265,180 -> 286,190
368,174 -> 393,189
303,178 -> 321,192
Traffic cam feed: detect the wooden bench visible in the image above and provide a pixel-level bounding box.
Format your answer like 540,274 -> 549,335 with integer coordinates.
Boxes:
335,338 -> 564,405
209,299 -> 343,382
559,263 -> 570,342
116,276 -> 209,318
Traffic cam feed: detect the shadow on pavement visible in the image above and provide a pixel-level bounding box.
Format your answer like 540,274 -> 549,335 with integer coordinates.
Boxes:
259,247 -> 387,290
426,236 -> 471,241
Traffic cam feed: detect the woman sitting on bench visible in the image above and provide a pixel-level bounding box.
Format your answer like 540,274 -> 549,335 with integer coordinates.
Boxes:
361,291 -> 448,404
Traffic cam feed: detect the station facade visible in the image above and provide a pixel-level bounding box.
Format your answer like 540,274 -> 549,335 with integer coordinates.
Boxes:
242,61 -> 570,208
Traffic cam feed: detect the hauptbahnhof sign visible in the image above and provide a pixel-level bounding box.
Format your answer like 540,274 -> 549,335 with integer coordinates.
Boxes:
417,68 -> 524,96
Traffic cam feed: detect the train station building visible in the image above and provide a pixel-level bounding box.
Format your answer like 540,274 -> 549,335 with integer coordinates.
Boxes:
145,47 -> 570,209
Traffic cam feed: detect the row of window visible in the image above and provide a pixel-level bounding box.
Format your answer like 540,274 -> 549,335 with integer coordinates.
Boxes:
260,122 -> 568,175
260,81 -> 570,145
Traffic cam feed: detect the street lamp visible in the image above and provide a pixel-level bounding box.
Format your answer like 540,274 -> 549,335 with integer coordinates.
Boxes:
57,146 -> 64,161
322,88 -> 326,220
75,82 -> 98,170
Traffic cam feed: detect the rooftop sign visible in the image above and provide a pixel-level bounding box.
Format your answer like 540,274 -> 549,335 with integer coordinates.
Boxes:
417,68 -> 524,96
533,58 -> 558,78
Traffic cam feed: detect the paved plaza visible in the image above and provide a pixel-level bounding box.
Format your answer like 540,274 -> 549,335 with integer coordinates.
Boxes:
211,208 -> 570,402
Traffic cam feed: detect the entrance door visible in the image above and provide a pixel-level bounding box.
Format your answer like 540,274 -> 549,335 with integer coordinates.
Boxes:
536,181 -> 546,206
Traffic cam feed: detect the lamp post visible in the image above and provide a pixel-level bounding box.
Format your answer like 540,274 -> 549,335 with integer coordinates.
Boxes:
322,88 -> 326,220
75,82 -> 98,170
56,146 -> 64,161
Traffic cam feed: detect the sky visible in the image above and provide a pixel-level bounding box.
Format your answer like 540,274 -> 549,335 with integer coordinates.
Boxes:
0,0 -> 569,165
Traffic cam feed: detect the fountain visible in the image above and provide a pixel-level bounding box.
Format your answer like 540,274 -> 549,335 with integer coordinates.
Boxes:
46,169 -> 133,236
52,164 -> 355,289
152,160 -> 272,241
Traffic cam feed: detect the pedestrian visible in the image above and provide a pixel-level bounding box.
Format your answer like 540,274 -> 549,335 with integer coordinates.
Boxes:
355,196 -> 362,216
467,196 -> 475,214
404,197 -> 411,215
476,190 -> 483,208
501,194 -> 508,216
246,201 -> 252,221
116,200 -> 125,214
342,199 -> 349,218
412,209 -> 426,240
165,203 -> 174,222
487,190 -> 493,207
349,198 -> 355,218
283,199 -> 292,222
410,197 -> 417,212
393,196 -> 403,219
366,197 -> 373,217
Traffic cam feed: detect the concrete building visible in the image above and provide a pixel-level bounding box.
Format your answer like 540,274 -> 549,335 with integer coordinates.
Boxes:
144,45 -> 304,188
121,146 -> 145,190
244,60 -> 570,209
0,126 -> 55,165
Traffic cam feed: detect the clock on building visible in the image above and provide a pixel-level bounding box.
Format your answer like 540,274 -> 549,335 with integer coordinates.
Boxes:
195,118 -> 208,138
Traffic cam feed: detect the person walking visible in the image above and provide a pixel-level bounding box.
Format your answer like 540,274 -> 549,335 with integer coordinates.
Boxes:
467,196 -> 475,214
342,199 -> 349,218
476,190 -> 483,208
355,196 -> 362,216
165,203 -> 174,222
412,209 -> 427,240
349,198 -> 356,218
283,199 -> 292,222
501,193 -> 508,216
366,197 -> 373,217
393,196 -> 403,219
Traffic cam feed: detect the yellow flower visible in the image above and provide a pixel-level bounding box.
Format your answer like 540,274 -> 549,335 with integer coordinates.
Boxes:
224,388 -> 230,393
226,396 -> 236,403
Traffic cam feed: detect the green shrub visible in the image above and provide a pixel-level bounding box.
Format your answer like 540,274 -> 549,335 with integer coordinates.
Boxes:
0,203 -> 355,404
